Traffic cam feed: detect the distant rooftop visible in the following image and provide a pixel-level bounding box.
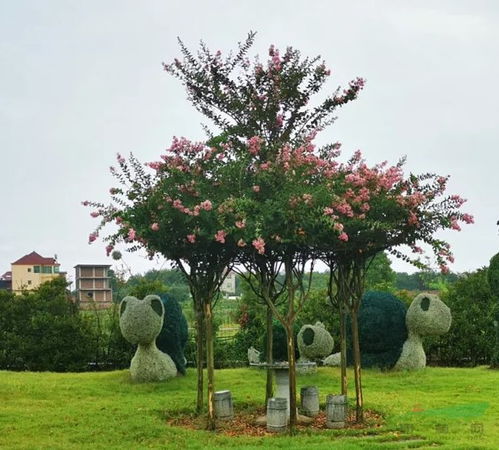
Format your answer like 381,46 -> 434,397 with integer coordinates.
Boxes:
74,264 -> 111,268
12,251 -> 60,266
0,271 -> 12,280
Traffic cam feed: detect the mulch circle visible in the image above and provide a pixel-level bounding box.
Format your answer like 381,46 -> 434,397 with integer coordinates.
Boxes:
166,408 -> 384,437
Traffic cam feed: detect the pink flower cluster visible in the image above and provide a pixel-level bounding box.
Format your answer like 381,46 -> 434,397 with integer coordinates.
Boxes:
252,237 -> 266,254
168,198 -> 213,216
215,230 -> 227,243
248,136 -> 262,155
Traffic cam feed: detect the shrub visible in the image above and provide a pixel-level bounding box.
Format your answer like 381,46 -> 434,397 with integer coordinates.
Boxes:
426,269 -> 496,366
0,278 -> 95,371
488,252 -> 499,297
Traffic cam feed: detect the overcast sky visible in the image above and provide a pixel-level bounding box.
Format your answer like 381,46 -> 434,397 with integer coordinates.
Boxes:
1,0 -> 498,283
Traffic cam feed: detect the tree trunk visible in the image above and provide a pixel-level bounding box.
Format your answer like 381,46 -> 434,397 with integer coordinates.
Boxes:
339,303 -> 348,396
286,324 -> 297,432
265,305 -> 274,404
195,301 -> 204,415
204,301 -> 216,431
350,310 -> 364,422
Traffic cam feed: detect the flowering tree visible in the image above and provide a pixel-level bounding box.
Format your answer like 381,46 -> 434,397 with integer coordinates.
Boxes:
164,35 -> 365,430
87,33 -> 474,433
307,150 -> 474,421
164,32 -> 364,150
85,139 -> 242,429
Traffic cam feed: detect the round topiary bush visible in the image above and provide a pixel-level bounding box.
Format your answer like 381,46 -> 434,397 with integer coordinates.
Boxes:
347,291 -> 408,369
156,293 -> 189,375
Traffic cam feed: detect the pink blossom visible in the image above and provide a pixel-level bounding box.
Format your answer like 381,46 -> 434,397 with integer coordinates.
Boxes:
116,153 -> 126,164
115,216 -> 123,224
252,185 -> 260,193
215,230 -> 227,244
408,212 -> 419,226
128,228 -> 136,241
109,188 -> 119,195
105,245 -> 113,256
150,223 -> 160,231
335,202 -> 354,218
146,161 -> 162,170
252,237 -> 266,254
186,234 -> 196,244
237,239 -> 246,247
462,213 -> 474,224
81,201 -> 90,206
440,264 -> 450,274
90,211 -> 100,218
88,232 -> 98,243
260,162 -> 271,170
360,203 -> 370,212
200,200 -> 213,211
248,136 -> 262,155
450,217 -> 461,231
323,207 -> 335,216
235,220 -> 246,229
338,232 -> 349,242
333,223 -> 344,232
412,246 -> 423,254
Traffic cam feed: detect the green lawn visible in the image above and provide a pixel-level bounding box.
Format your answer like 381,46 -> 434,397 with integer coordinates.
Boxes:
0,367 -> 497,449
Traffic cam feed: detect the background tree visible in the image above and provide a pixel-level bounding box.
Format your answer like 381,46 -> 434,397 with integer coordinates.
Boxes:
0,278 -> 95,372
426,268 -> 496,366
487,252 -> 499,368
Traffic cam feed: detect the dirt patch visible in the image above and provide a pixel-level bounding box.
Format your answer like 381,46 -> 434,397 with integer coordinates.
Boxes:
166,408 -> 384,437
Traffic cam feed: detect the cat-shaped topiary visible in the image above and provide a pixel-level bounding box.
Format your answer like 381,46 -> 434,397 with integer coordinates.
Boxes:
119,295 -> 177,382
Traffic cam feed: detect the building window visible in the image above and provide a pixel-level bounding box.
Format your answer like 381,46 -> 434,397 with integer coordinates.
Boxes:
54,266 -> 60,273
41,266 -> 52,274
27,280 -> 32,285
34,266 -> 40,273
27,268 -> 32,272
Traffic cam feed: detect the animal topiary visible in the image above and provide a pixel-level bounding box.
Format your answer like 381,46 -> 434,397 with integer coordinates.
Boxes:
324,291 -> 452,370
119,295 -> 177,382
156,294 -> 189,375
297,322 -> 334,362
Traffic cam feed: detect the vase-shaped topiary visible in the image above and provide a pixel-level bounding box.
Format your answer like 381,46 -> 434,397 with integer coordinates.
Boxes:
297,322 -> 334,362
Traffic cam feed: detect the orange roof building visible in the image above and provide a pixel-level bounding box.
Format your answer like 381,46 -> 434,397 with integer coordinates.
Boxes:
11,251 -> 64,293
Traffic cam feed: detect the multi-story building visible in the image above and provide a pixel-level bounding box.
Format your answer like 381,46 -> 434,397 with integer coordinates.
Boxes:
0,271 -> 12,291
11,251 -> 64,293
74,264 -> 112,309
221,270 -> 237,296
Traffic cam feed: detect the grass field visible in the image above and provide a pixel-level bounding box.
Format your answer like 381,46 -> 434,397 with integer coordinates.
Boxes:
0,366 -> 497,449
